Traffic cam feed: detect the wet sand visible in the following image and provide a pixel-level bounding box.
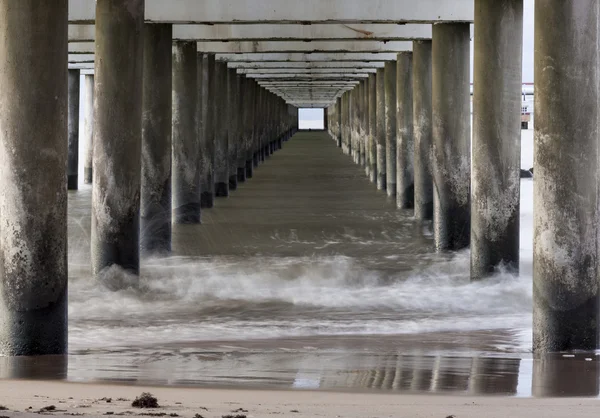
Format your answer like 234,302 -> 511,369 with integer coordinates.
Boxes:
0,380 -> 598,418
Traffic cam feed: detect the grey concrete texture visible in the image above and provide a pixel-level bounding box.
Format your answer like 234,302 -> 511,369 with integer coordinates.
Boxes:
214,61 -> 230,197
376,67 -> 386,190
396,52 -> 414,210
91,0 -> 144,286
412,40 -> 434,222
362,78 -> 370,174
201,53 -> 216,208
533,0 -> 599,353
67,69 -> 80,190
83,74 -> 94,184
227,69 -> 240,191
471,0 -> 522,281
431,23 -> 471,251
384,61 -> 397,197
368,73 -> 377,184
0,0 -> 69,356
141,23 -> 173,254
172,41 -> 201,223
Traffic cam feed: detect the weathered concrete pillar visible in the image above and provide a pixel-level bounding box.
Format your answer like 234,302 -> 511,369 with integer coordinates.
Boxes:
336,97 -> 342,147
432,23 -> 471,251
83,74 -> 94,184
67,69 -> 80,190
245,80 -> 256,178
471,0 -> 523,280
92,0 -> 144,284
141,23 -> 172,254
0,0 -> 68,355
237,76 -> 248,183
214,61 -> 229,197
413,40 -> 434,222
342,92 -> 349,154
227,69 -> 239,191
385,63 -> 397,195
368,73 -> 377,184
396,52 -> 414,209
200,53 -> 215,208
172,41 -> 200,223
533,1 -> 599,352
376,68 -> 387,190
363,78 -> 370,176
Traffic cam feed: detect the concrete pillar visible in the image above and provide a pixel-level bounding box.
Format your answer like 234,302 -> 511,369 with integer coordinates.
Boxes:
376,68 -> 387,190
533,1 -> 599,352
214,61 -> 229,197
237,76 -> 248,183
385,62 -> 397,196
342,92 -> 349,154
363,78 -> 370,176
227,69 -> 239,191
245,80 -> 256,178
92,0 -> 144,284
67,69 -> 80,190
0,0 -> 68,355
413,40 -> 434,222
396,52 -> 414,209
336,97 -> 342,147
172,41 -> 200,223
141,24 -> 172,254
368,73 -> 377,184
471,0 -> 523,280
324,107 -> 329,131
200,53 -> 215,208
432,23 -> 471,251
83,74 -> 94,184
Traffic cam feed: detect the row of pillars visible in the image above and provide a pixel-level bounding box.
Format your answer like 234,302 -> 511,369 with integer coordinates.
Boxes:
328,1 -> 600,353
0,1 -> 298,356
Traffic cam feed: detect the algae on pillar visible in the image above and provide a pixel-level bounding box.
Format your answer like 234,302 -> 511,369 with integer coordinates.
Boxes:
141,23 -> 173,254
83,74 -> 94,184
413,40 -> 434,222
471,0 -> 522,280
67,69 -> 80,190
396,52 -> 414,209
533,0 -> 599,352
432,23 -> 471,251
0,0 -> 68,355
92,0 -> 144,284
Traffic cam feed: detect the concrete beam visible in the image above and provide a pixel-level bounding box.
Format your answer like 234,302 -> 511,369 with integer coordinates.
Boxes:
69,23 -> 431,42
219,53 -> 399,62
69,0 -> 474,24
69,40 -> 413,54
237,68 -> 377,74
228,61 -> 386,69
248,73 -> 369,79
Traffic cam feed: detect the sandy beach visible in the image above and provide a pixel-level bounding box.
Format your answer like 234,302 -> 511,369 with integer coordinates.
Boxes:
0,380 -> 598,418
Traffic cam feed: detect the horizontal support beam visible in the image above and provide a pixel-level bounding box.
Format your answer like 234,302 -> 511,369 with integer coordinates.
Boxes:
69,23 -> 432,42
68,41 -> 412,54
237,68 -> 377,74
218,52 -> 399,61
228,61 -> 385,69
247,73 -> 369,79
68,0 -> 474,24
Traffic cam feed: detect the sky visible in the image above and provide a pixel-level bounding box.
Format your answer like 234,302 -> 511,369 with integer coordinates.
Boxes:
300,0 -> 535,126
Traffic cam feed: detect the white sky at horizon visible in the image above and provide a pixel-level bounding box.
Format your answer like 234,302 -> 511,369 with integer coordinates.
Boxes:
301,0 -> 534,123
